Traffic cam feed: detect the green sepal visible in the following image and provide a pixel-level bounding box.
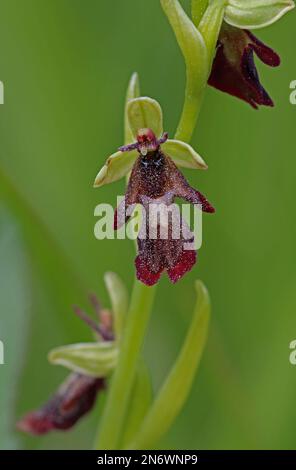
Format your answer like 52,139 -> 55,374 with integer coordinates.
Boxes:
127,97 -> 163,139
48,342 -> 118,378
93,150 -> 137,188
125,73 -> 141,144
162,139 -> 208,169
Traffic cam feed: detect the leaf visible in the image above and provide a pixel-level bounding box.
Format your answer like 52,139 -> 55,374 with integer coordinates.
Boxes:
48,342 -> 119,378
127,280 -> 211,450
93,150 -> 137,188
162,139 -> 208,169
127,97 -> 163,139
0,208 -> 30,449
225,0 -> 295,29
104,271 -> 129,339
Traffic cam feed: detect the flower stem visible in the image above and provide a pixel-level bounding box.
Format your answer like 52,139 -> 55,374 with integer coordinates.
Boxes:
161,0 -> 208,144
95,280 -> 156,450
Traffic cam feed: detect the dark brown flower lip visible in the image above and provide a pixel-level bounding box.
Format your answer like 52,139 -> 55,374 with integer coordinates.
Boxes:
208,23 -> 280,109
135,237 -> 197,286
115,130 -> 215,286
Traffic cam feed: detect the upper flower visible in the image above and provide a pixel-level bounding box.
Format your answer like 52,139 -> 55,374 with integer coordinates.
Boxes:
94,97 -> 215,286
208,23 -> 280,109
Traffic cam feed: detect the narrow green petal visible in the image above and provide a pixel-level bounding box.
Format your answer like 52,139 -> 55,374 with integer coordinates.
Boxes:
125,73 -> 141,145
104,271 -> 129,340
127,281 -> 210,450
93,150 -> 137,188
225,0 -> 295,29
48,342 -> 118,378
127,97 -> 163,140
162,139 -> 208,170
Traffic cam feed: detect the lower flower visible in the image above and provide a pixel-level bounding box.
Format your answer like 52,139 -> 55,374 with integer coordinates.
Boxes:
17,297 -> 112,435
17,373 -> 104,435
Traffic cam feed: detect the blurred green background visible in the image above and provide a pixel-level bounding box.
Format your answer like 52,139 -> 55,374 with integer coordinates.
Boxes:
0,0 -> 296,450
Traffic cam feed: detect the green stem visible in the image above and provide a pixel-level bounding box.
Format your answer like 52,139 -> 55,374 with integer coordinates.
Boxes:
95,280 -> 156,449
174,0 -> 225,142
160,0 -> 208,143
174,79 -> 205,143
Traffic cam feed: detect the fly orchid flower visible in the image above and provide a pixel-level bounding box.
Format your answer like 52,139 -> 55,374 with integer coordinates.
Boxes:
17,373 -> 104,435
17,281 -> 126,435
94,98 -> 215,286
208,23 -> 280,109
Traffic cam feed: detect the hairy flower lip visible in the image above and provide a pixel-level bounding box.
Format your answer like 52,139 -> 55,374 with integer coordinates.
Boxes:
114,131 -> 215,286
208,23 -> 280,109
